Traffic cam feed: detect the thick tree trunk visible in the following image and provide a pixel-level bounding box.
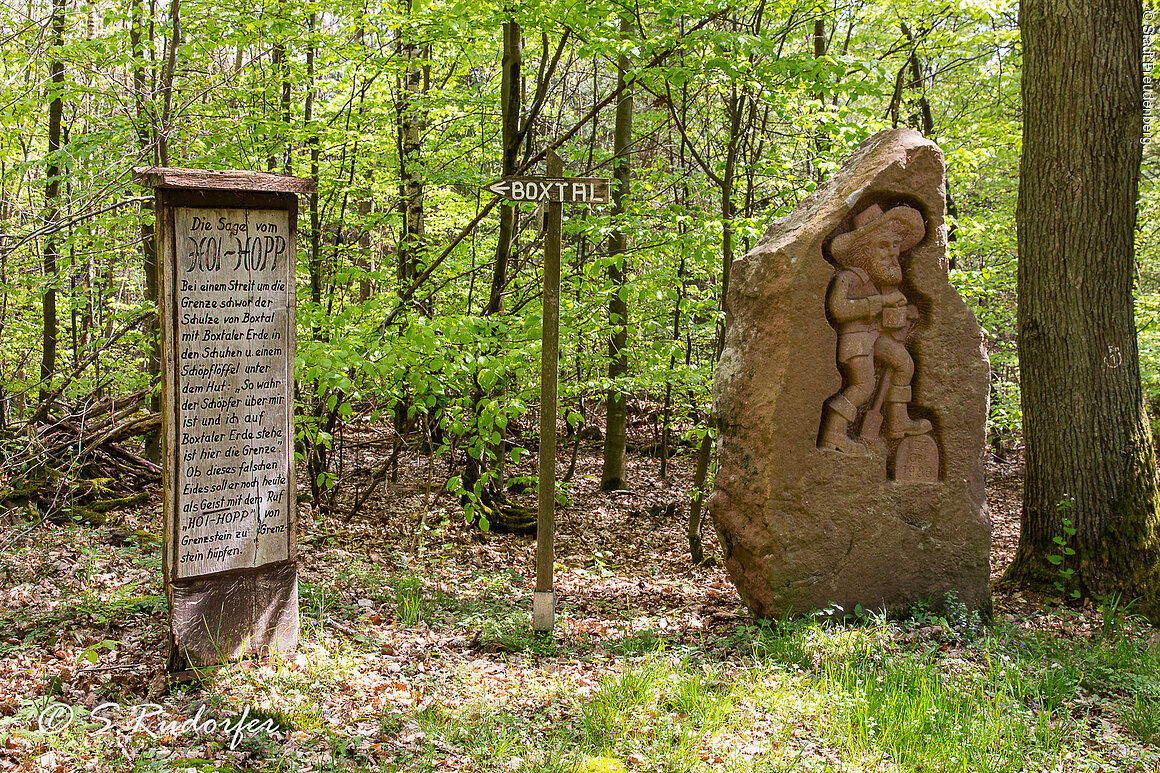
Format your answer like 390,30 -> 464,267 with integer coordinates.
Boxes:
1005,0 -> 1160,618
600,16 -> 634,492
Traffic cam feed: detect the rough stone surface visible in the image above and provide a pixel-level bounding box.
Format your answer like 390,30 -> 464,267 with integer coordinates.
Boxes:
709,128 -> 991,618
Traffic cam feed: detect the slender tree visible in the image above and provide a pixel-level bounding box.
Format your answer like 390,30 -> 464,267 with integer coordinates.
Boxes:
395,1 -> 427,303
600,12 -> 634,491
1004,0 -> 1160,617
40,0 -> 66,408
485,17 -> 522,318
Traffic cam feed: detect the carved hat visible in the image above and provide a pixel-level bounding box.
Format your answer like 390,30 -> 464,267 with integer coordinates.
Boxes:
830,203 -> 925,264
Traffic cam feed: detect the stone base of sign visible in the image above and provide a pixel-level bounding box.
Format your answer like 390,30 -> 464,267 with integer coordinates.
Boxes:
169,561 -> 299,669
709,129 -> 991,619
533,590 -> 555,632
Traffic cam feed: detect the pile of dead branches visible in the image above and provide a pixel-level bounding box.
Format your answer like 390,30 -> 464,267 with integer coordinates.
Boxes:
1,387 -> 160,525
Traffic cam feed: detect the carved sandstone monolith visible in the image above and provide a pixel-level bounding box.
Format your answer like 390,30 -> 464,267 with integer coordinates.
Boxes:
709,129 -> 990,617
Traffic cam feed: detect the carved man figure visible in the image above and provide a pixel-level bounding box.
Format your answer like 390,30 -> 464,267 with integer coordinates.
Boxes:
819,203 -> 931,454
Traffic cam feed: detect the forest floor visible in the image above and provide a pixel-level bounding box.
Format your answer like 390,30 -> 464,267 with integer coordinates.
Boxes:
1,433 -> 1160,772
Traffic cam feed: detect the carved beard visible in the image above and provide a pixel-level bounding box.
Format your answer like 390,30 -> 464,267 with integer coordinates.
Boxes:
868,259 -> 902,288
842,241 -> 902,288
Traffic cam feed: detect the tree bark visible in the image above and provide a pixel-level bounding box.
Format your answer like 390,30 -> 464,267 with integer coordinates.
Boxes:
158,0 -> 179,166
812,12 -> 829,178
40,0 -> 65,408
1005,0 -> 1160,617
306,12 -> 321,332
600,14 -> 634,492
485,18 -> 522,318
465,17 -> 519,494
900,21 -> 958,253
132,0 -> 162,460
395,9 -> 427,311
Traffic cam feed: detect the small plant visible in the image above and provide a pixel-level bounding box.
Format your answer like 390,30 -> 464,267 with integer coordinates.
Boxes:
812,602 -> 846,626
78,638 -> 118,665
393,578 -> 424,625
1095,592 -> 1139,639
578,549 -> 615,579
605,628 -> 661,655
1030,665 -> 1078,713
1119,696 -> 1160,745
906,598 -> 934,629
1047,496 -> 1081,599
943,590 -> 983,641
298,581 -> 334,631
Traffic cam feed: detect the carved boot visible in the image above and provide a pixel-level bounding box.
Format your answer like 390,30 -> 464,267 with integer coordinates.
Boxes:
883,385 -> 931,439
819,395 -> 867,454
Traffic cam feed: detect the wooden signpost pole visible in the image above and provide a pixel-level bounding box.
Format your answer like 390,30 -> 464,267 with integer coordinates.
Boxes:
534,153 -> 564,632
133,167 -> 315,673
485,159 -> 610,634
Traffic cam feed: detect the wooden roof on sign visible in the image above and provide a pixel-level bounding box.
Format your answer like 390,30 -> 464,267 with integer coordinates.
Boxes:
131,166 -> 316,195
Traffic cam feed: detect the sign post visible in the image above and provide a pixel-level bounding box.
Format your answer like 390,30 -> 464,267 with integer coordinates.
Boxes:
134,167 -> 314,671
486,160 -> 611,633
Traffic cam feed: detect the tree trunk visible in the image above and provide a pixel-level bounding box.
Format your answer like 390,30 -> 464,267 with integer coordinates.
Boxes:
600,14 -> 634,492
395,11 -> 427,310
900,21 -> 958,253
466,17 -> 522,494
40,0 -> 65,408
1005,0 -> 1160,618
132,0 -> 162,460
306,13 -> 321,332
158,0 -> 179,166
485,19 -> 522,318
268,39 -> 292,174
812,13 -> 829,178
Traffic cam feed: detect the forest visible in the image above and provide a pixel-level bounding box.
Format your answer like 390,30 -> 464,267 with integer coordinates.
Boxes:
0,0 -> 1039,505
2,0 -> 1160,769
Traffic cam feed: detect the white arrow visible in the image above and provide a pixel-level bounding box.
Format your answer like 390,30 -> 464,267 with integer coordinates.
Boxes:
486,181 -> 511,197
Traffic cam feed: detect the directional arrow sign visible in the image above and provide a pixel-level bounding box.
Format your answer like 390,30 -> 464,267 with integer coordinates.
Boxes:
485,177 -> 611,205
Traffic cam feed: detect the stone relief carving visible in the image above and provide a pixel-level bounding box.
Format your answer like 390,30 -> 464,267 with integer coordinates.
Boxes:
817,202 -> 940,481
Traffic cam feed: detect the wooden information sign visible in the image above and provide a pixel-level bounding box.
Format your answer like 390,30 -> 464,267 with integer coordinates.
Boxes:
486,177 -> 611,205
134,167 -> 314,671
